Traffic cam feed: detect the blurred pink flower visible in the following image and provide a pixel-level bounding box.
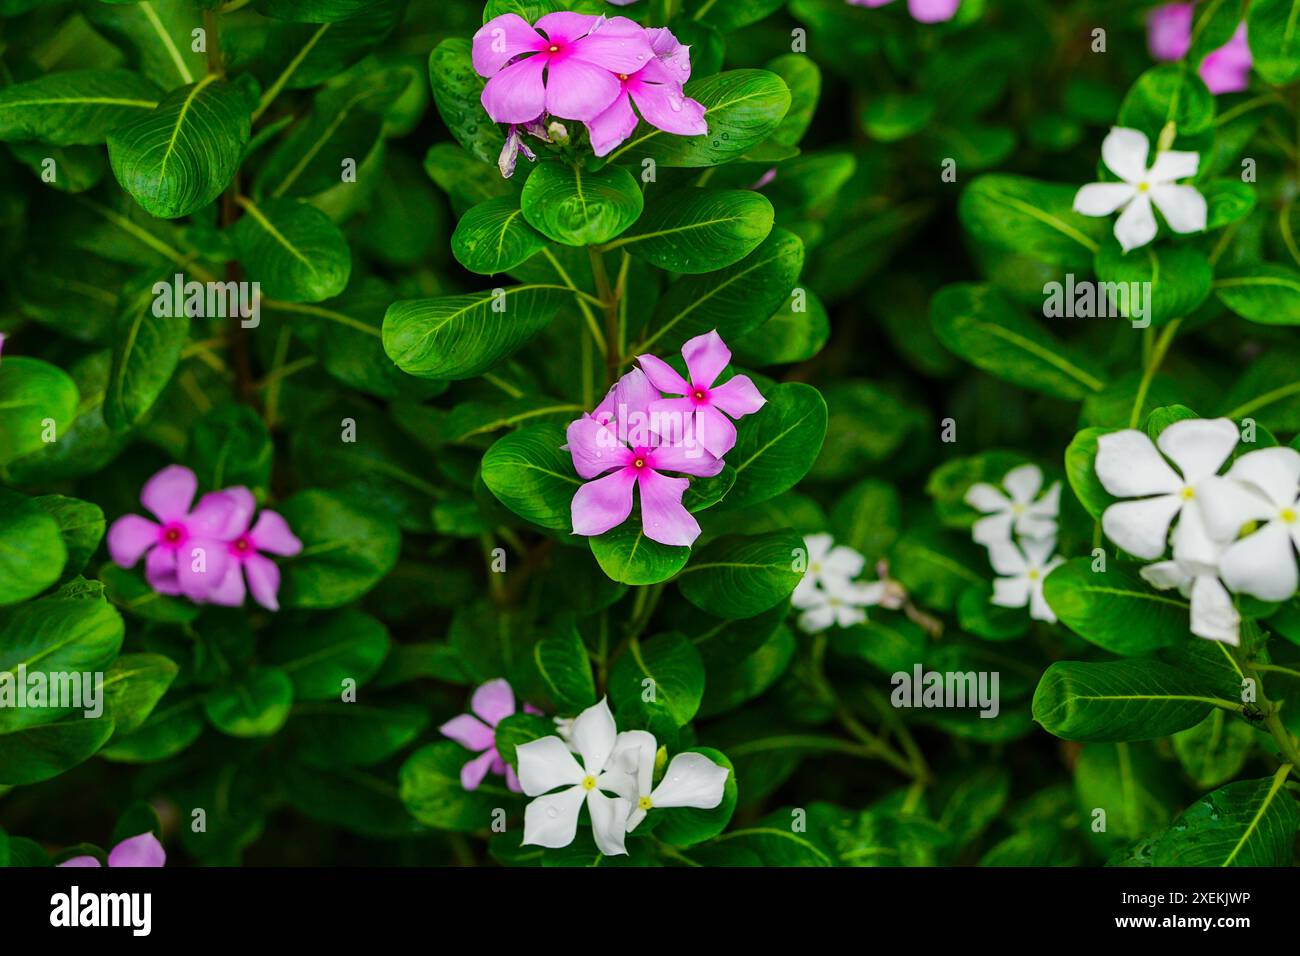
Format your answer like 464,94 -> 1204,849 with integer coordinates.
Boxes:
441,679 -> 541,792
204,488 -> 302,612
848,0 -> 960,23
59,832 -> 166,868
1147,3 -> 1251,94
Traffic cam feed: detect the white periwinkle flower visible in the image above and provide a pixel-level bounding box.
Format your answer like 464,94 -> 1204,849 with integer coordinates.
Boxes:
1073,126 -> 1206,253
1200,446 -> 1300,601
964,463 -> 1060,546
988,537 -> 1064,622
1094,418 -> 1239,564
517,698 -> 633,856
611,731 -> 728,831
793,534 -> 895,633
1140,551 -> 1241,645
793,532 -> 866,605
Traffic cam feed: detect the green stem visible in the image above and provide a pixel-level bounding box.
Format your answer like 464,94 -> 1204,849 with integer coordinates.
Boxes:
253,22 -> 330,123
587,245 -> 621,382
1128,318 -> 1181,429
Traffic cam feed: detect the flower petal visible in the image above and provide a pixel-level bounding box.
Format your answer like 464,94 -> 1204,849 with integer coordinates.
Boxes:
987,539 -> 1028,576
647,438 -> 725,478
991,576 -> 1031,608
1147,3 -> 1192,60
1095,429 -> 1182,497
176,537 -> 229,602
204,563 -> 248,607
544,56 -> 623,121
480,54 -> 548,125
908,0 -> 959,22
964,482 -> 1010,514
693,404 -> 737,458
611,729 -> 656,797
571,697 -> 618,774
1028,578 -> 1057,622
243,553 -> 281,612
798,602 -> 836,633
522,785 -> 585,848
460,748 -> 499,791
1156,417 -> 1238,483
140,464 -> 196,523
1140,559 -> 1193,593
1148,149 -> 1199,183
190,488 -> 248,539
567,414 -> 630,480
569,16 -> 656,73
1101,126 -> 1150,184
637,469 -> 699,546
630,82 -> 707,136
1073,183 -> 1136,217
250,510 -> 302,556
1189,574 -> 1240,645
441,713 -> 495,752
586,790 -> 631,855
571,468 -> 637,536
517,736 -> 585,796
1150,184 -> 1207,235
108,832 -> 165,868
57,856 -> 102,868
823,545 -> 867,579
534,11 -> 603,44
144,545 -> 180,595
681,329 -> 731,388
472,13 -> 544,77
650,751 -> 729,809
709,374 -> 766,417
1200,24 -> 1251,95
471,678 -> 516,727
107,514 -> 158,568
637,352 -> 690,395
586,90 -> 639,158
1102,495 -> 1182,559
1114,190 -> 1158,251
1223,446 -> 1300,510
1002,463 -> 1043,502
594,367 -> 659,433
1220,520 -> 1298,601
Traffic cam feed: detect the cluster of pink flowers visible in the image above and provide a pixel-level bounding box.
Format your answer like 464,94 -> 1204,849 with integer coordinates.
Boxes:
1148,3 -> 1250,94
848,0 -> 960,23
471,11 -> 707,170
566,330 -> 765,548
108,465 -> 302,612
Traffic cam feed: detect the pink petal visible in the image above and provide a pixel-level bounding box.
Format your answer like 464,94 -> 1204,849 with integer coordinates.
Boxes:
567,414 -> 633,479
569,16 -> 656,74
506,764 -> 522,793
709,374 -> 766,417
204,563 -> 248,607
535,11 -> 603,44
243,553 -> 281,611
1200,24 -> 1251,95
681,330 -> 731,389
637,353 -> 690,396
647,395 -> 701,451
472,13 -> 544,77
693,404 -> 737,459
647,439 -> 725,478
108,832 -> 165,868
637,469 -> 699,547
594,368 -> 660,435
471,678 -> 516,727
250,510 -> 302,556
586,90 -> 639,158
629,83 -> 707,137
141,465 -> 196,523
544,56 -> 623,122
190,488 -> 250,539
461,749 -> 499,790
908,0 -> 959,21
58,856 -> 103,868
481,55 -> 548,125
175,537 -> 230,602
107,514 -> 159,568
441,713 -> 495,752
1147,3 -> 1192,61
572,468 -> 637,536
646,27 -> 692,83
145,546 -> 181,596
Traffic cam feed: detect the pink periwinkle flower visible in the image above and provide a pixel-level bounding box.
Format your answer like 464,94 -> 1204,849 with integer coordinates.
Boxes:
567,367 -> 726,547
59,832 -> 166,868
441,679 -> 541,792
472,12 -> 655,124
637,329 -> 766,460
848,0 -> 960,23
1147,4 -> 1251,94
107,465 -> 245,603
586,27 -> 706,157
202,487 -> 302,613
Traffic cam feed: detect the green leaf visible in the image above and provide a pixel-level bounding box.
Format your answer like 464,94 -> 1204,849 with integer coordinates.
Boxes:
83,0 -> 207,90
1117,64 -> 1215,141
1093,240 -> 1212,328
1215,263 -> 1300,325
520,162 -> 644,247
609,69 -> 792,168
862,92 -> 936,142
0,489 -> 67,605
480,422 -> 579,531
1141,772 -> 1300,866
0,715 -> 117,786
288,700 -> 428,769
203,667 -> 294,738
931,283 -> 1105,400
383,285 -> 567,380
232,197 -> 351,303
451,196 -> 547,275
32,495 -> 103,579
265,608 -> 390,700
609,632 -> 706,729
1065,427 -> 1113,519
717,382 -> 827,512
1033,660 -> 1234,742
959,174 -> 1106,269
102,653 -> 178,736
0,70 -> 161,146
678,530 -> 803,619
765,53 -> 820,147
255,0 -> 384,22
0,357 -> 80,466
733,286 -> 830,368
1172,709 -> 1256,789
100,564 -> 199,623
532,621 -> 597,712
99,694 -> 204,763
1074,743 -> 1176,853
400,741 -> 518,831
185,405 -> 273,496
107,74 -> 251,218
103,288 -> 190,432
278,490 -> 401,609
1043,559 -> 1190,655
1247,0 -> 1300,85
609,188 -> 774,274
682,0 -> 784,30
890,526 -> 985,612
590,521 -> 691,585
426,38 -> 504,166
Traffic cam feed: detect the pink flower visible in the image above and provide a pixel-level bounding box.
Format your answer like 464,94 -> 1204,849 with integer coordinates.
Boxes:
59,832 -> 166,868
473,12 -> 655,124
441,679 -> 541,792
202,488 -> 302,612
107,465 -> 244,603
637,329 -> 766,460
1147,4 -> 1251,94
567,368 -> 724,547
848,0 -> 960,23
585,27 -> 706,157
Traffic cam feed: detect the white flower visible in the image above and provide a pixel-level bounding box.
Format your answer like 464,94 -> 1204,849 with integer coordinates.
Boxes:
792,533 -> 867,607
1140,553 -> 1240,645
797,579 -> 886,633
1094,418 -> 1239,564
610,731 -> 728,832
1200,446 -> 1300,602
517,698 -> 634,856
1073,127 -> 1207,252
964,463 -> 1060,546
988,537 -> 1064,622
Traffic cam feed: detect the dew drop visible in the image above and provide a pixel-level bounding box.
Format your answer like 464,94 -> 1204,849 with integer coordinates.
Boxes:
546,806 -> 559,818
669,98 -> 682,112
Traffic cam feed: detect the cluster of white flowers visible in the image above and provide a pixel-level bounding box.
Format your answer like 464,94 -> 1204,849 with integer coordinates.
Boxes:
791,533 -> 902,633
1094,418 -> 1300,645
964,464 -> 1064,622
1073,126 -> 1207,253
517,699 -> 728,856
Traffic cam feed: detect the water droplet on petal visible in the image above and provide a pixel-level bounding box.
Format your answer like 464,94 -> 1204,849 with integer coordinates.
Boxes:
546,806 -> 559,818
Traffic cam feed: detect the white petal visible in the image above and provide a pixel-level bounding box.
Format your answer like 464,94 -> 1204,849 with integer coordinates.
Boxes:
610,729 -> 656,798
1220,521 -> 1299,601
1101,126 -> 1150,183
1188,575 -> 1240,645
964,482 -> 1011,513
972,511 -> 1016,547
991,576 -> 1031,608
833,602 -> 868,627
1021,535 -> 1058,568
516,736 -> 585,796
1171,500 -> 1227,567
1074,182 -> 1136,217
803,533 -> 832,565
626,806 -> 648,832
1003,464 -> 1043,502
791,574 -> 823,609
987,539 -> 1028,576
1197,476 -> 1276,542
1156,417 -> 1238,484
1114,191 -> 1158,251
823,545 -> 867,579
1095,430 -> 1182,497
1149,184 -> 1206,235
650,752 -> 729,810
1028,579 -> 1057,623
586,790 -> 632,856
848,580 -> 887,606
1029,481 -> 1061,519
1102,495 -> 1182,559
1140,560 -> 1193,592
1223,446 -> 1300,510
798,604 -> 835,633
1016,514 -> 1059,540
1147,149 -> 1199,183
522,786 -> 585,848
570,697 -> 618,775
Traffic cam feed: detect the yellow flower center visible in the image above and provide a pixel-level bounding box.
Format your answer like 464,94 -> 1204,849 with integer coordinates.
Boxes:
1282,508 -> 1297,524
1137,182 -> 1150,193
582,775 -> 597,791
1180,486 -> 1196,501
810,561 -> 822,574
1027,569 -> 1040,581
638,795 -> 653,811
618,73 -> 629,81
1012,502 -> 1026,515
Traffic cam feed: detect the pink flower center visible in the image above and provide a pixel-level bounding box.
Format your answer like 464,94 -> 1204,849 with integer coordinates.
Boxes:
617,73 -> 629,81
691,386 -> 709,405
159,523 -> 187,549
230,534 -> 253,559
633,457 -> 646,470
547,44 -> 560,53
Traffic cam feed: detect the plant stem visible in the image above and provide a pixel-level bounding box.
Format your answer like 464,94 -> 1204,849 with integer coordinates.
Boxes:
1128,318 -> 1181,429
588,245 -> 621,382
